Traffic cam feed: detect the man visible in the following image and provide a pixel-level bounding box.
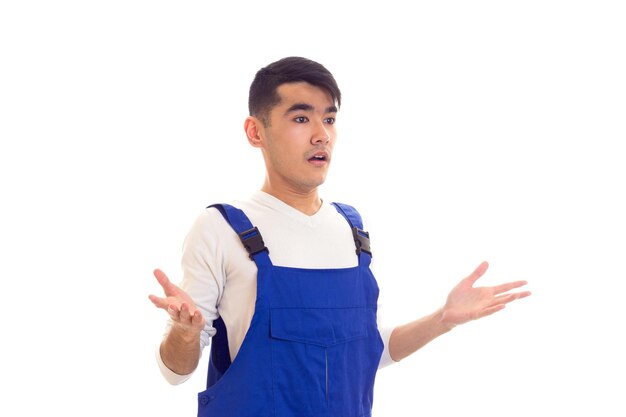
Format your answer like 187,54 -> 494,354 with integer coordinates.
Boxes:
149,56 -> 531,416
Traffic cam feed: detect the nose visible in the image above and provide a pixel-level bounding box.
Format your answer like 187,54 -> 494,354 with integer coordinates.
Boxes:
311,121 -> 331,145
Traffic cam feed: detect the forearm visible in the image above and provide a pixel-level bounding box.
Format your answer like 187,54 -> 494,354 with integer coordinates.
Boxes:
160,323 -> 202,375
388,308 -> 453,362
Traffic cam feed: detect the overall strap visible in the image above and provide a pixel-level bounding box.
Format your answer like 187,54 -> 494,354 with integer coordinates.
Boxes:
208,204 -> 272,267
204,204 -> 271,388
331,202 -> 372,266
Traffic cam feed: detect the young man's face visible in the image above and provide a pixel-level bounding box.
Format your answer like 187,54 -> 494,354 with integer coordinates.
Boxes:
257,82 -> 338,195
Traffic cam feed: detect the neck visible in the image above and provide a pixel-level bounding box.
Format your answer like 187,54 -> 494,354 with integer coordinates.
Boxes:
261,181 -> 322,216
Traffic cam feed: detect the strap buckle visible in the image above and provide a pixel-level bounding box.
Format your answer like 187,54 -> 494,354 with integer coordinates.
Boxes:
352,226 -> 372,256
238,227 -> 269,259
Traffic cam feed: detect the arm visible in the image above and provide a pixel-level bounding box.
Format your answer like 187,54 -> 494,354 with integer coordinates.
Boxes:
388,261 -> 531,362
149,269 -> 206,375
149,209 -> 234,382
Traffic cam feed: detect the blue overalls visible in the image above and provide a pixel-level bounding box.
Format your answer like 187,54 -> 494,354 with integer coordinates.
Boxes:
198,203 -> 384,417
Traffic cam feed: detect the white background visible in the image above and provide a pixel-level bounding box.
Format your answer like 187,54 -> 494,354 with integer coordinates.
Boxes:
1,1 -> 625,416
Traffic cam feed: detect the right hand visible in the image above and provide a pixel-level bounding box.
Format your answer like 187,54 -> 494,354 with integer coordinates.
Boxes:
148,269 -> 206,332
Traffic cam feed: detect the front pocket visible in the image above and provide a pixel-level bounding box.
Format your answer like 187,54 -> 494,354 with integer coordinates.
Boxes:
269,308 -> 369,416
270,307 -> 368,346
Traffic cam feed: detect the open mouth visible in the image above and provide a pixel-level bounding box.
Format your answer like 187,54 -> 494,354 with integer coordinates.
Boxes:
308,154 -> 328,162
308,151 -> 330,163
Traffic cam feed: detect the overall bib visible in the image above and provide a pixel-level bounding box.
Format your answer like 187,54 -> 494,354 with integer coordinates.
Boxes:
198,203 -> 384,417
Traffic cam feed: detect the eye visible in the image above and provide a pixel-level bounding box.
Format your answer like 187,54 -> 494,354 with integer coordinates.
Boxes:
294,116 -> 308,123
325,117 -> 336,125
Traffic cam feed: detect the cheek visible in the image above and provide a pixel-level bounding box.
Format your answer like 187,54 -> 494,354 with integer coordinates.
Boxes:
328,126 -> 338,142
268,139 -> 300,168
328,135 -> 337,150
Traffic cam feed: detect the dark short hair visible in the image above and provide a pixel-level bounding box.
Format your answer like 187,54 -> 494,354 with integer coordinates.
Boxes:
248,56 -> 342,126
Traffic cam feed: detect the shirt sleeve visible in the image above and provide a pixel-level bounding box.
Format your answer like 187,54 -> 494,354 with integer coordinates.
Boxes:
155,346 -> 193,385
376,285 -> 398,368
377,326 -> 397,368
364,218 -> 399,369
156,209 -> 225,384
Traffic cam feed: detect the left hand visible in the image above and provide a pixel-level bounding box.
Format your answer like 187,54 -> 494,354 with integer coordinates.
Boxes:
441,261 -> 531,327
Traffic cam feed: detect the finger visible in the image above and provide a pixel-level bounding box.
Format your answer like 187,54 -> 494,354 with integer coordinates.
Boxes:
179,303 -> 193,323
494,291 -> 532,304
474,304 -> 506,320
464,261 -> 489,286
148,294 -> 169,309
154,269 -> 179,296
192,310 -> 205,327
167,304 -> 181,321
491,280 -> 528,295
153,268 -> 171,287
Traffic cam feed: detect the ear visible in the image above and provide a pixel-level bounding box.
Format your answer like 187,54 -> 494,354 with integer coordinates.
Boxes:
244,116 -> 264,148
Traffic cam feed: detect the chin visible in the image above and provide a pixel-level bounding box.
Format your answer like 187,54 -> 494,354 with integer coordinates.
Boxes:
314,175 -> 328,187
299,177 -> 327,192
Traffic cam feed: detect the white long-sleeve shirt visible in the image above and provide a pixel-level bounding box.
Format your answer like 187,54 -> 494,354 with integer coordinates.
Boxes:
157,191 -> 395,384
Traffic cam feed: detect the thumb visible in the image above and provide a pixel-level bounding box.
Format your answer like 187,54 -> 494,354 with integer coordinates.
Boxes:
153,268 -> 178,295
464,261 -> 489,287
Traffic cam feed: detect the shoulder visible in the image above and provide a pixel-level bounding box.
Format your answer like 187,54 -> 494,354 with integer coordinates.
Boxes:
183,205 -> 239,251
328,201 -> 367,229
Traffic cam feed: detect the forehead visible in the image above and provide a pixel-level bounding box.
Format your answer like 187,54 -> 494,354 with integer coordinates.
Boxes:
275,82 -> 335,109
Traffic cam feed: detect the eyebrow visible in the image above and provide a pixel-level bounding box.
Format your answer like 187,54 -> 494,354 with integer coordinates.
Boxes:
284,103 -> 338,115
